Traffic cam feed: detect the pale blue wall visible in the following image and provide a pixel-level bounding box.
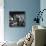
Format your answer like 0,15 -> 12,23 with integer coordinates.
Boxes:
4,0 -> 40,42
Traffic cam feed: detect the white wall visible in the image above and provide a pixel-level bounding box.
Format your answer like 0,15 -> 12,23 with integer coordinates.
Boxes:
0,0 -> 4,42
40,0 -> 46,27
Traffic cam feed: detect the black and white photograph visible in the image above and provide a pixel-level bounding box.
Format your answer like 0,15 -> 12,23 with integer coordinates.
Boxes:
9,11 -> 25,27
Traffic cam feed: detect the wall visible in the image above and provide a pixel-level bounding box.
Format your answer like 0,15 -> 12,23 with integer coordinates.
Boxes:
40,0 -> 46,26
0,0 -> 4,42
4,0 -> 40,42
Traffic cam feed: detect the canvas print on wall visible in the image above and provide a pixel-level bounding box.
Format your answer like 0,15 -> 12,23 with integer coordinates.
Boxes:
9,11 -> 25,27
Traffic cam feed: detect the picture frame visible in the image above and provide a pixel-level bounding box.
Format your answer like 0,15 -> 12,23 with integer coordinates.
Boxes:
9,11 -> 25,27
